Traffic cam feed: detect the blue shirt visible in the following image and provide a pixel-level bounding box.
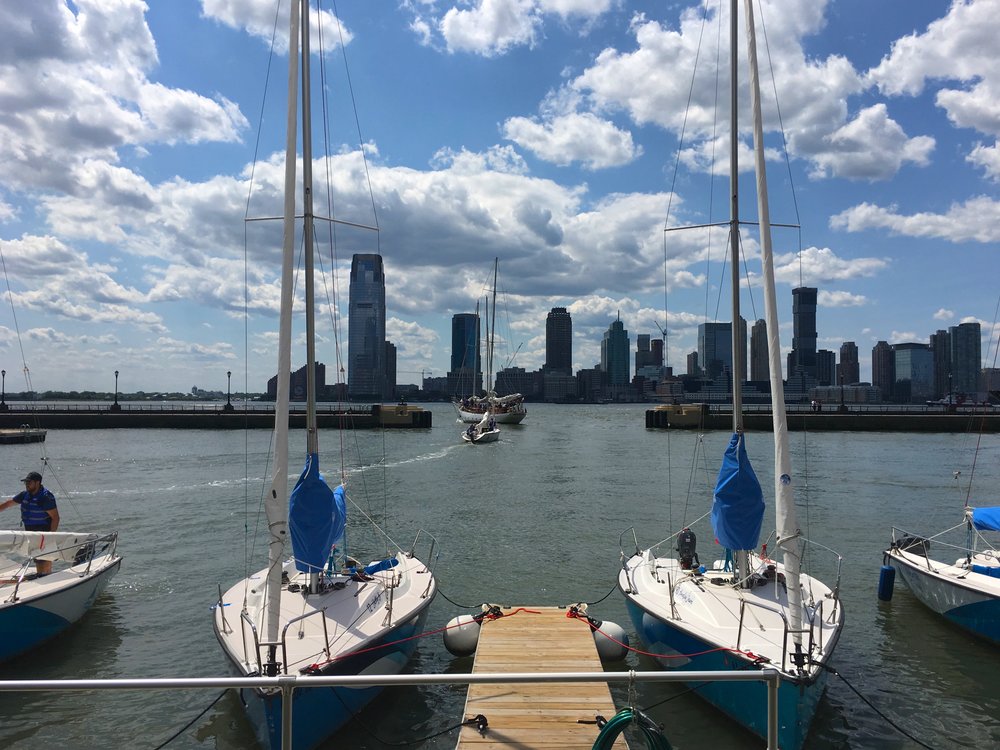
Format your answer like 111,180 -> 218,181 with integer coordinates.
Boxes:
13,485 -> 57,528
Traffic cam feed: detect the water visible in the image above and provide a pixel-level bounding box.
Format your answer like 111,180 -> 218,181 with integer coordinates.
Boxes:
1,403 -> 998,749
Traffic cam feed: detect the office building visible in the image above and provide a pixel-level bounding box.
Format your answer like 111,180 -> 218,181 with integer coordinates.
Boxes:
930,329 -> 950,399
817,349 -> 836,386
894,343 -> 933,403
750,319 -> 768,382
347,254 -> 386,400
601,315 -> 630,387
789,286 -> 818,378
698,318 -> 747,381
872,340 -> 895,401
687,351 -> 700,377
544,307 -> 573,374
450,312 -> 481,396
950,322 -> 981,395
838,341 -> 860,385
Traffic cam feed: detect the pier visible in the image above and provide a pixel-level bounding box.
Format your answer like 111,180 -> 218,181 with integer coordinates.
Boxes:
646,404 -> 1000,431
456,607 -> 628,749
0,403 -> 431,430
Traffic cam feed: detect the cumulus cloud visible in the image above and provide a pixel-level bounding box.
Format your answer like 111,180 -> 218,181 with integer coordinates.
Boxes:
773,247 -> 889,285
867,0 -> 1000,158
569,5 -> 931,182
404,0 -> 614,56
0,1 -> 247,198
830,196 -> 1000,243
933,308 -> 955,321
502,112 -> 641,169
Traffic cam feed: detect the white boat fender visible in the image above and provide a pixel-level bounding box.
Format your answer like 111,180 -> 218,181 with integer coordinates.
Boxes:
592,619 -> 629,662
569,603 -> 629,661
443,614 -> 481,656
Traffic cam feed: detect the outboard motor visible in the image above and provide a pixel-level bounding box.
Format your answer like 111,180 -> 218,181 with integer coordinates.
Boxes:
676,527 -> 699,570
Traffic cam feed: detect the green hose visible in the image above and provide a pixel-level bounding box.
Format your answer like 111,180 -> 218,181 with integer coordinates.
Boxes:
591,707 -> 672,750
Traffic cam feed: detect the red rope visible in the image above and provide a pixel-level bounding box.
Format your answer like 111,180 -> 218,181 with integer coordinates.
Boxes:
565,608 -> 766,663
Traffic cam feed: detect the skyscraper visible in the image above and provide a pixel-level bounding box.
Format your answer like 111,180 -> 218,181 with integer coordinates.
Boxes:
789,287 -> 818,378
872,340 -> 895,401
544,307 -> 572,374
750,319 -> 768,381
601,314 -> 630,386
949,322 -> 981,395
450,312 -> 481,395
930,329 -> 950,398
894,343 -> 933,403
347,254 -> 386,400
838,341 -> 860,385
698,318 -> 747,381
817,350 -> 836,386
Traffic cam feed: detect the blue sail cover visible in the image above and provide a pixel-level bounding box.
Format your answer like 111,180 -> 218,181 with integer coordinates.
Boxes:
972,507 -> 1000,532
711,433 -> 765,551
289,453 -> 346,574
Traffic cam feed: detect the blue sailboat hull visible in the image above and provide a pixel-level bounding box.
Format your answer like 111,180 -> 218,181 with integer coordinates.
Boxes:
0,559 -> 121,662
242,605 -> 432,750
625,598 -> 826,750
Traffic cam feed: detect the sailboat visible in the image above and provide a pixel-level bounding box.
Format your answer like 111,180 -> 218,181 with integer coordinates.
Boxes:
618,3 -> 843,748
0,529 -> 121,662
884,508 -> 1000,644
213,3 -> 437,748
454,258 -> 527,425
883,361 -> 1000,642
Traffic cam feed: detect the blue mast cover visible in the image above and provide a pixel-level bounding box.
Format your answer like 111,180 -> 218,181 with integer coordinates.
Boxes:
289,453 -> 346,573
711,433 -> 765,550
972,507 -> 1000,532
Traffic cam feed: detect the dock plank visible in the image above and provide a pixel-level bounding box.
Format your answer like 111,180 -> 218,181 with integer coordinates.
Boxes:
455,606 -> 628,749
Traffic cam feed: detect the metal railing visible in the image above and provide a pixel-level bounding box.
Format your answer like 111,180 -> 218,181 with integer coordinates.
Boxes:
0,668 -> 783,750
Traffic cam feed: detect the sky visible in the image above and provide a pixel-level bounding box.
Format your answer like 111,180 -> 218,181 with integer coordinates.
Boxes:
1,0 -> 999,395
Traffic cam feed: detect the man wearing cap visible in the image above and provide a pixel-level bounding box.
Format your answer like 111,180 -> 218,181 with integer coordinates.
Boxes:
0,471 -> 60,575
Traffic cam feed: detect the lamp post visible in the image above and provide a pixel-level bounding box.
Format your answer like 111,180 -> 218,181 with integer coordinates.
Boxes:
838,372 -> 848,413
0,369 -> 7,412
111,369 -> 121,411
224,370 -> 234,412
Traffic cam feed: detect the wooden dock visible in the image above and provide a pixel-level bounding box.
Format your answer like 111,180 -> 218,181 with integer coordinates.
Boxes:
456,606 -> 628,749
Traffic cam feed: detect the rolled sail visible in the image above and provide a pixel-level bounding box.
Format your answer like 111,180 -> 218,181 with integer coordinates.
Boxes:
288,453 -> 345,573
711,433 -> 765,550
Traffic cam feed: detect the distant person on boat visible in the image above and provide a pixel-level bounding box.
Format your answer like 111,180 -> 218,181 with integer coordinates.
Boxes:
0,471 -> 59,575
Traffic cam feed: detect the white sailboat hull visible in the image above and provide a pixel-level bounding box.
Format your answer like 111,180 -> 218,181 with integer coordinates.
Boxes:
455,403 -> 526,424
214,551 -> 436,750
887,546 -> 1000,643
462,426 -> 500,443
620,550 -> 842,749
0,535 -> 121,662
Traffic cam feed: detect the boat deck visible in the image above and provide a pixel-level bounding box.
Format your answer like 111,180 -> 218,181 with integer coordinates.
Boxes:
456,606 -> 627,749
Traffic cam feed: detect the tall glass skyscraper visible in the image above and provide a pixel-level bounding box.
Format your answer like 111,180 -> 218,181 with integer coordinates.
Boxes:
348,253 -> 385,400
949,321 -> 981,394
450,313 -> 481,395
790,286 -> 818,377
601,315 -> 630,386
544,307 -> 572,374
698,318 -> 747,380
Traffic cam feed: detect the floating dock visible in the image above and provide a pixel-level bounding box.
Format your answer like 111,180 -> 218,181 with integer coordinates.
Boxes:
0,403 -> 431,430
645,405 -> 1000,432
0,427 -> 46,444
456,607 -> 628,749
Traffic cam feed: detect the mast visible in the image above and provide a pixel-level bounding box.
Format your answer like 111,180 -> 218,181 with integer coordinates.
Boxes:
728,0 -> 743,434
488,258 -> 498,397
743,0 -> 805,660
301,0 -> 317,455
263,0 -> 300,668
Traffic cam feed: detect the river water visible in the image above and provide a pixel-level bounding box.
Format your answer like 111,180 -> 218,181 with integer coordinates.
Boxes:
1,402 -> 997,749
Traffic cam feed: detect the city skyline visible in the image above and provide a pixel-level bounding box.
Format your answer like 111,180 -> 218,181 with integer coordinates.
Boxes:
1,2 -> 999,393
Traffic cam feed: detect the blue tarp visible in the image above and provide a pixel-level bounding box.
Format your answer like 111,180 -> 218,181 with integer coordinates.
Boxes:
711,433 -> 765,551
972,507 -> 1000,532
289,454 -> 346,574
